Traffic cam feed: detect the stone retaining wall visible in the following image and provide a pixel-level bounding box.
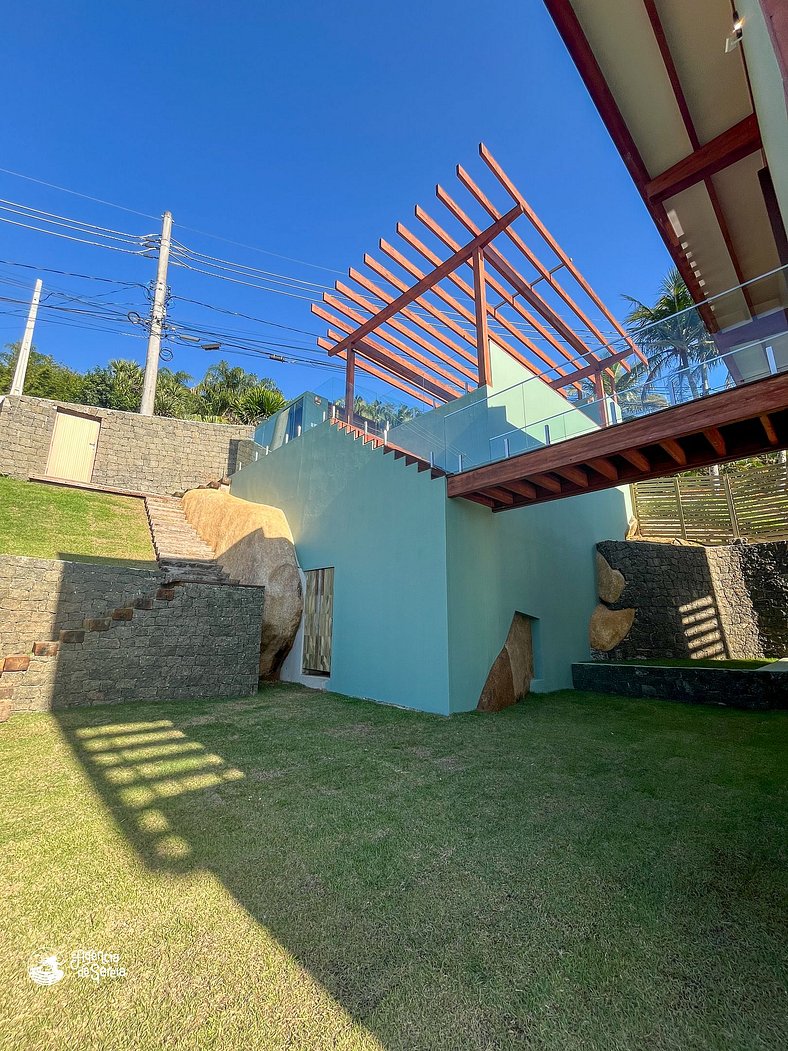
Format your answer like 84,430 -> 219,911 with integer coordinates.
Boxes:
573,661 -> 788,711
593,540 -> 788,660
0,556 -> 264,711
0,395 -> 254,494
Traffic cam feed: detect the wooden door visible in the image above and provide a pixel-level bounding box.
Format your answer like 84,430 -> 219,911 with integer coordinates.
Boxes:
302,567 -> 334,675
45,410 -> 101,483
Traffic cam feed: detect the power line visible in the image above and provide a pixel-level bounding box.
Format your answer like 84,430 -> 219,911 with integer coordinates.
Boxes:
0,166 -> 159,220
0,214 -> 147,255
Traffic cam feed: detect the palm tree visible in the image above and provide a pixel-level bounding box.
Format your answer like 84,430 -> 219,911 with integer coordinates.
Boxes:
234,385 -> 286,424
623,269 -> 718,401
196,360 -> 257,417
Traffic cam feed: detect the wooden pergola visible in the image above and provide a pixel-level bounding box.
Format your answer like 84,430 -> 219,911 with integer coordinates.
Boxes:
313,146 -> 645,416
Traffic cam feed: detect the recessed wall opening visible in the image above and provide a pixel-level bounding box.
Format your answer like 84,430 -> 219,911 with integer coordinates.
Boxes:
302,567 -> 334,676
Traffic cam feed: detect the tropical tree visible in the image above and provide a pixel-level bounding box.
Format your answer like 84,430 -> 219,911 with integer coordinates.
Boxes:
234,384 -> 286,424
571,361 -> 668,421
622,268 -> 718,400
0,344 -> 83,401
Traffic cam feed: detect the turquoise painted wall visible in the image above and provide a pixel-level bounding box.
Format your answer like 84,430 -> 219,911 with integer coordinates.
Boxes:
231,423 -> 453,715
444,487 -> 630,713
388,342 -> 602,470
232,360 -> 631,715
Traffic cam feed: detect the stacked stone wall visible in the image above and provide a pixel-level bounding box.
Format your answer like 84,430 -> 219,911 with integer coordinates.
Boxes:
0,556 -> 264,711
0,395 -> 253,494
593,540 -> 788,660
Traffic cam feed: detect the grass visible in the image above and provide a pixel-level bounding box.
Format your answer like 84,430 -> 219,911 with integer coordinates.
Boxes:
610,658 -> 779,670
0,476 -> 156,568
1,685 -> 786,1050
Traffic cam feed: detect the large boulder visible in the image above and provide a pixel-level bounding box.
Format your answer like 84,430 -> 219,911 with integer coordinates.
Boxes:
589,604 -> 635,651
182,489 -> 302,679
596,550 -> 626,604
477,612 -> 534,713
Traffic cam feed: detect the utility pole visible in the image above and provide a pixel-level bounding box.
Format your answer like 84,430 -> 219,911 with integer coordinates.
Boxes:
139,210 -> 173,416
9,279 -> 43,396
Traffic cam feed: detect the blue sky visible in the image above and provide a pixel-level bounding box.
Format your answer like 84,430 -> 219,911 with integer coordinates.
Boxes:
0,0 -> 672,403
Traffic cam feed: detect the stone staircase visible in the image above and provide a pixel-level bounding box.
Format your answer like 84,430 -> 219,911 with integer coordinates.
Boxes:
144,495 -> 236,585
0,582 -> 184,713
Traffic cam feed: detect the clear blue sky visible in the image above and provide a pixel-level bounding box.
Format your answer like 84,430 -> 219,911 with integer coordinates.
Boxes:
0,0 -> 672,403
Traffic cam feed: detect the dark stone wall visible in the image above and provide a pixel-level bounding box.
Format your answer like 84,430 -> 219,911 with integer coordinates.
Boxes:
0,395 -> 254,495
596,540 -> 788,660
573,661 -> 788,711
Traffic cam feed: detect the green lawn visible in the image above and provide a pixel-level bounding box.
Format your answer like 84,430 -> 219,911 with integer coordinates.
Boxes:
1,686 -> 786,1050
0,476 -> 156,567
612,658 -> 778,670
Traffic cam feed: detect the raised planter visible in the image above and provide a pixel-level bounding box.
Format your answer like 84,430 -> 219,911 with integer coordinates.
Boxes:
572,661 -> 788,711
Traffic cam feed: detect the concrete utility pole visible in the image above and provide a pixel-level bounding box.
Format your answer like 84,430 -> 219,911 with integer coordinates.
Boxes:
9,278 -> 43,396
140,210 -> 173,416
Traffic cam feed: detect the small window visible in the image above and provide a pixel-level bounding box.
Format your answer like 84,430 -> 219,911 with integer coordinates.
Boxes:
303,568 -> 334,676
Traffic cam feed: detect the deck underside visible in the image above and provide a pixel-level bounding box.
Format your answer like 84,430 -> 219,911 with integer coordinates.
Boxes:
447,372 -> 788,511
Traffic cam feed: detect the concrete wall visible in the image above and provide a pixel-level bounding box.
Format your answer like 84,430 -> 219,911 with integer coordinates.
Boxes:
595,540 -> 788,660
231,401 -> 631,713
0,556 -> 264,711
0,395 -> 253,495
231,423 -> 452,714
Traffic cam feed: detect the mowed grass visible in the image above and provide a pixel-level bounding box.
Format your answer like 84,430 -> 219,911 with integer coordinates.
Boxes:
0,476 -> 156,567
1,685 -> 786,1051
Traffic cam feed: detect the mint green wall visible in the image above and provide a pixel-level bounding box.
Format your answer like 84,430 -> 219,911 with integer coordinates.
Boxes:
444,487 -> 630,713
231,423 -> 453,714
389,342 -> 602,470
232,363 -> 630,715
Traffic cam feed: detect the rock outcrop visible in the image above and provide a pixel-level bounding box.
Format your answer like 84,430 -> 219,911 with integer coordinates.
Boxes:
589,604 -> 635,651
182,489 -> 302,679
477,612 -> 534,713
595,551 -> 626,604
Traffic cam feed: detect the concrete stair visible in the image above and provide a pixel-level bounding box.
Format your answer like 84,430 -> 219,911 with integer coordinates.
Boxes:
144,495 -> 236,585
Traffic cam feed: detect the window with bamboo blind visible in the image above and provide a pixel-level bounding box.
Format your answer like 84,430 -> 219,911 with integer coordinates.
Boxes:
303,567 -> 334,675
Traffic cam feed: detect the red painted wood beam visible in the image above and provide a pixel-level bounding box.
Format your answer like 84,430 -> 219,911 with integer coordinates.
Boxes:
645,115 -> 762,203
318,339 -> 439,407
325,205 -> 522,357
473,248 -> 491,386
322,330 -> 456,402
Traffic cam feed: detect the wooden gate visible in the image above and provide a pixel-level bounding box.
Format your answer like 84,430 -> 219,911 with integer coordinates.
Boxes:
45,409 -> 101,483
303,567 -> 334,675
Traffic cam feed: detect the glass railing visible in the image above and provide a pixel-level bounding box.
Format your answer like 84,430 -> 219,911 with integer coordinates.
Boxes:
386,264 -> 788,474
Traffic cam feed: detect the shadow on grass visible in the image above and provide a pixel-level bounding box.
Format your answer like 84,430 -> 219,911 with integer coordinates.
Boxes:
51,685 -> 788,1049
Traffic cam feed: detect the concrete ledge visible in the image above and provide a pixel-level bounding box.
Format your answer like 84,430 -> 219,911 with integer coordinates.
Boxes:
572,661 -> 788,711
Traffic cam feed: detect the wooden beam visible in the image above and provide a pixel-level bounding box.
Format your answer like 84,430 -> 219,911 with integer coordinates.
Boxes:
535,8 -> 717,321
345,347 -> 355,422
319,343 -> 439,407
619,448 -> 650,471
447,371 -> 788,498
436,184 -> 599,368
760,414 -> 779,445
456,162 -> 641,369
552,464 -> 589,487
326,205 -> 522,357
479,142 -> 653,353
414,204 -> 585,375
549,347 -> 639,388
324,328 -> 458,402
483,486 -> 515,505
527,472 -> 562,493
376,239 -> 530,367
587,457 -> 619,481
504,479 -> 537,499
473,248 -> 491,386
645,115 -> 762,203
344,273 -> 473,364
402,215 -> 579,384
314,298 -> 467,394
703,427 -> 726,456
363,252 -> 477,349
659,438 -> 688,465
